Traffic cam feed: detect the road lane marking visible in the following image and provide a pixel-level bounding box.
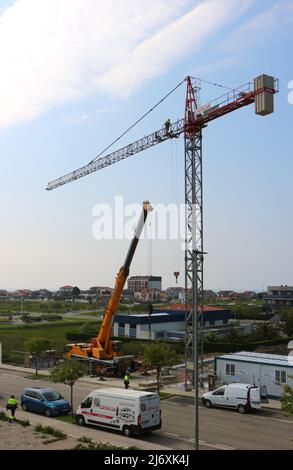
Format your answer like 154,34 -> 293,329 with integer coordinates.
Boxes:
165,432 -> 180,437
162,432 -> 236,450
199,441 -> 235,450
205,421 -> 235,429
215,443 -> 236,450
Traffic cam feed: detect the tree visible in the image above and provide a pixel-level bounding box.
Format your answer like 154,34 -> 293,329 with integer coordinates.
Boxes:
249,321 -> 280,341
223,324 -> 241,343
51,359 -> 86,416
204,331 -> 220,343
25,338 -> 51,376
280,312 -> 293,336
143,343 -> 177,393
281,383 -> 293,415
72,286 -> 81,302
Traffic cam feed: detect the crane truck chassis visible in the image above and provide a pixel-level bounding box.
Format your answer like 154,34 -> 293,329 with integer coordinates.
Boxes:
65,201 -> 152,376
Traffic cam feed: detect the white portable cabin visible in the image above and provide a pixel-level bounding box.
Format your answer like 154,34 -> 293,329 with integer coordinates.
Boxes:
215,351 -> 293,399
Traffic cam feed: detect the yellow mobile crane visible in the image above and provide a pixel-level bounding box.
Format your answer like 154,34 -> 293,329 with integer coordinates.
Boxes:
65,200 -> 152,376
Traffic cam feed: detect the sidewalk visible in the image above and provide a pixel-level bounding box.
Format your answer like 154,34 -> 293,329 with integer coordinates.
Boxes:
0,363 -> 194,393
0,404 -> 171,451
0,363 -> 282,410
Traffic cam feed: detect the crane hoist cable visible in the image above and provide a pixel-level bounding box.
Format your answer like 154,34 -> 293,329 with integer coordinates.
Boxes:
198,78 -> 235,92
147,223 -> 152,277
170,138 -> 180,284
174,138 -> 180,282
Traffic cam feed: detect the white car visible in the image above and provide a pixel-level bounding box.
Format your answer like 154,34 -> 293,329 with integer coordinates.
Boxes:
202,383 -> 262,414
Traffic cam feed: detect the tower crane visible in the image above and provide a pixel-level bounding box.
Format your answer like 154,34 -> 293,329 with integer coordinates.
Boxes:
47,74 -> 278,447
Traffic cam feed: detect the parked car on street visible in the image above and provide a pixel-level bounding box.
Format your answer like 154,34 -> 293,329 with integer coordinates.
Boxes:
202,383 -> 262,414
21,387 -> 71,417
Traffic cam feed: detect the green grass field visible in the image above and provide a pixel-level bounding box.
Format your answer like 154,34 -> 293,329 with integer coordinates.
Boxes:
0,319 -> 98,363
0,300 -> 94,315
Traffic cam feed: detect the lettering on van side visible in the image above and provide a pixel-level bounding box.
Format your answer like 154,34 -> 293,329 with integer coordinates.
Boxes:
117,406 -> 135,423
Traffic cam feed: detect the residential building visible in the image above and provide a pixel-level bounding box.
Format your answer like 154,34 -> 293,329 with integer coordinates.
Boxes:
0,289 -> 8,299
58,285 -> 73,296
166,287 -> 185,300
264,285 -> 293,310
217,290 -> 236,300
133,288 -> 163,303
202,290 -> 217,301
87,286 -> 113,295
12,289 -> 32,299
128,276 -> 162,292
30,289 -> 52,300
121,289 -> 134,303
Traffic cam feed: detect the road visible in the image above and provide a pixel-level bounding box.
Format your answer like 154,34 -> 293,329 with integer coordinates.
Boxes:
0,369 -> 293,450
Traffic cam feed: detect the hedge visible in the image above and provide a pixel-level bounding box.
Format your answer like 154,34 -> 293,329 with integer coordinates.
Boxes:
66,334 -> 185,354
66,334 -> 293,355
66,333 -> 96,342
204,337 -> 293,353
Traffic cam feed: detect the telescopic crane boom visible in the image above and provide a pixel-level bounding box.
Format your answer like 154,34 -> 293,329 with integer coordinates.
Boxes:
65,200 -> 152,366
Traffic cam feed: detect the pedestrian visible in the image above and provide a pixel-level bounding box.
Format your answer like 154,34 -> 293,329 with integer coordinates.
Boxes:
164,118 -> 171,134
6,395 -> 17,423
123,372 -> 130,390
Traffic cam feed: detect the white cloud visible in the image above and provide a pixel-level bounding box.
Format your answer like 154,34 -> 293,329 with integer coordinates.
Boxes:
0,0 -> 251,128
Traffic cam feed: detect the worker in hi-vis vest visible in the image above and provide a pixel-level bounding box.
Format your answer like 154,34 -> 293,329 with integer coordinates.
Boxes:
6,395 -> 18,422
123,373 -> 130,390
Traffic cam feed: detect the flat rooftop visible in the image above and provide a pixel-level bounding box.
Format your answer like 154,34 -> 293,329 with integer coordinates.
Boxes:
217,351 -> 293,368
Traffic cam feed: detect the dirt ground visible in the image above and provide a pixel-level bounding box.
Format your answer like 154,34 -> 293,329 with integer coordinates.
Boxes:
0,420 -> 77,450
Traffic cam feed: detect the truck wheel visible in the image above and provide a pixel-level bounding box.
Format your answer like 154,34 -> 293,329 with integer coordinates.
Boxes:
76,415 -> 85,426
238,405 -> 246,414
204,400 -> 212,409
89,361 -> 97,376
123,426 -> 132,437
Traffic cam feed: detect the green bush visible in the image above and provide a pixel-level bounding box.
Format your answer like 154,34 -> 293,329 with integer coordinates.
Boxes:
204,337 -> 293,353
114,337 -> 185,355
78,436 -> 92,444
73,439 -> 138,450
0,411 -> 8,421
35,424 -> 67,439
17,418 -> 30,427
281,384 -> 293,414
42,315 -> 63,321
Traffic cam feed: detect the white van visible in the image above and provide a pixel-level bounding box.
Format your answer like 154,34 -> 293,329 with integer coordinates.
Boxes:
76,388 -> 161,437
202,383 -> 262,414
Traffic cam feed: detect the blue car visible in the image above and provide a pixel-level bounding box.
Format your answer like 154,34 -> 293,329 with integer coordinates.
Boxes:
21,387 -> 71,417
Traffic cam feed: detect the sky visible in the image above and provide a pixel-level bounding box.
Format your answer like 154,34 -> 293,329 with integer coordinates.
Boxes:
0,0 -> 292,292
